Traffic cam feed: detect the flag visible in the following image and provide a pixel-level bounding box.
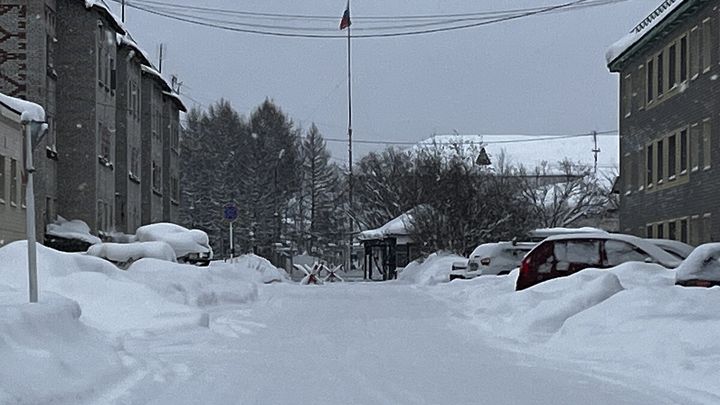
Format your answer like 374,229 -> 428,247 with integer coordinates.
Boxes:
339,1 -> 351,30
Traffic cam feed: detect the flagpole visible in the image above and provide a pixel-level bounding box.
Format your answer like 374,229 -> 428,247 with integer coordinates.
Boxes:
346,7 -> 354,276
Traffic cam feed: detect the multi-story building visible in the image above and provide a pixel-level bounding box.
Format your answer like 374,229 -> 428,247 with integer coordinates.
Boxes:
56,0 -> 123,235
140,65 -> 185,226
0,0 -> 185,240
0,0 -> 59,239
607,0 -> 717,245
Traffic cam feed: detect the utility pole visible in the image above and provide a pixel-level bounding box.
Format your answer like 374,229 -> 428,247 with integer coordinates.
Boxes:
158,44 -> 164,73
592,130 -> 600,176
121,0 -> 125,22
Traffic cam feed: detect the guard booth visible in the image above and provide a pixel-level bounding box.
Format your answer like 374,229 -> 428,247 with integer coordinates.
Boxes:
359,211 -> 421,281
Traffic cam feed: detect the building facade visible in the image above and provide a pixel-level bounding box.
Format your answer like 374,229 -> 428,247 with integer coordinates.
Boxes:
0,99 -> 25,246
0,0 -> 59,239
608,0 -> 717,245
56,0 -> 122,235
0,0 -> 185,240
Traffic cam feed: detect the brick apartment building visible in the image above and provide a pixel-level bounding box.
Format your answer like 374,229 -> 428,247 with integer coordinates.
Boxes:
0,0 -> 184,243
608,0 -> 717,245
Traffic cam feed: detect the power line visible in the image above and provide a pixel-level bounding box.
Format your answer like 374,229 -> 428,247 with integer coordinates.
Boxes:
322,130 -> 618,146
109,0 -> 630,39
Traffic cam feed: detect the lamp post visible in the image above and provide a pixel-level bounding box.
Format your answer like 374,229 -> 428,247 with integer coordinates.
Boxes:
23,119 -> 47,303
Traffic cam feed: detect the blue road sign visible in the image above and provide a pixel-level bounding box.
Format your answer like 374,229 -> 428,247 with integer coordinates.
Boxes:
223,203 -> 238,222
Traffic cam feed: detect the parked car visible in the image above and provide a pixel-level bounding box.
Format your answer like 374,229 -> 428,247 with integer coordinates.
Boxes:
516,233 -> 681,290
526,227 -> 608,242
646,239 -> 694,260
675,243 -> 720,287
87,241 -> 177,269
450,260 -> 468,278
135,223 -> 213,266
44,216 -> 102,253
450,242 -> 536,280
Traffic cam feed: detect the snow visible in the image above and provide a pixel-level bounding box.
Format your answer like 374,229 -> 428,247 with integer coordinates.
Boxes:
397,252 -> 465,285
606,0 -> 684,66
2,238 -> 720,403
135,223 -> 211,259
87,241 -> 177,264
676,243 -> 720,282
45,216 -> 102,245
359,211 -> 413,240
0,92 -> 46,122
0,241 -> 285,403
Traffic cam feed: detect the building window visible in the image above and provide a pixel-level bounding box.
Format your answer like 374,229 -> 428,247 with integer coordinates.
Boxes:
691,215 -> 702,245
702,213 -> 712,243
668,43 -> 677,89
668,221 -> 677,240
703,120 -> 711,169
623,74 -> 632,117
680,129 -> 688,173
130,147 -> 140,181
657,222 -> 665,239
152,161 -> 162,193
646,144 -> 654,186
702,18 -> 712,71
691,123 -> 701,171
680,35 -> 688,82
171,176 -> 179,201
646,224 -> 653,238
10,158 -> 18,206
668,134 -> 676,178
656,139 -> 664,183
656,51 -> 664,96
690,26 -> 700,78
647,59 -> 654,102
0,155 -> 4,203
638,64 -> 646,109
680,218 -> 688,243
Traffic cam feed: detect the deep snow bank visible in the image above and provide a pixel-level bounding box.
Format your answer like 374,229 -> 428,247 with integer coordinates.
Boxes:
0,290 -> 125,405
397,252 -> 466,285
423,258 -> 720,402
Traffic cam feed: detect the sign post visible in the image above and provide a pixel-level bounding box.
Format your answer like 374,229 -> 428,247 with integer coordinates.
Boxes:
223,203 -> 238,259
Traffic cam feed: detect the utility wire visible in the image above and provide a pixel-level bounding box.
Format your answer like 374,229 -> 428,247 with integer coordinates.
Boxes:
322,130 -> 618,146
109,0 -> 630,39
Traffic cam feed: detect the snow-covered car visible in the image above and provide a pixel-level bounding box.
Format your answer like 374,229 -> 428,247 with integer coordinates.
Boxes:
44,216 -> 102,252
87,241 -> 177,269
675,243 -> 720,287
516,233 -> 682,290
646,238 -> 694,260
450,242 -> 535,280
135,223 -> 213,266
448,260 -> 468,280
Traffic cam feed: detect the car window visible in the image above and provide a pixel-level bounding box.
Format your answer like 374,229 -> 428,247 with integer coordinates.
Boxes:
605,240 -> 652,266
554,240 -> 602,271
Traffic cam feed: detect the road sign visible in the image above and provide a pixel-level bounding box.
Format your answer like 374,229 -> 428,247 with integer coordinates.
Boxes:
223,203 -> 238,222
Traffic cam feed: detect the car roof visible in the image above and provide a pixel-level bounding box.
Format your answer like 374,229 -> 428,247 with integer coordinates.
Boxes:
540,233 -> 681,267
645,239 -> 694,258
470,241 -> 536,257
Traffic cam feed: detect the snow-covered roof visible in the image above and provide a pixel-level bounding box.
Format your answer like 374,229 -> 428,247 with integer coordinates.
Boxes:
0,92 -> 45,122
606,0 -> 687,68
359,211 -> 414,240
116,33 -> 152,66
83,0 -> 125,34
141,65 -> 187,112
415,134 -> 618,175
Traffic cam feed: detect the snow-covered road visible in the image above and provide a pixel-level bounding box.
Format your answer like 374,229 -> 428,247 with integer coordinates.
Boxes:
115,283 -> 692,405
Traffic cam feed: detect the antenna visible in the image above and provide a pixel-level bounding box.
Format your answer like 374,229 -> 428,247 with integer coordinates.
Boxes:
592,130 -> 600,175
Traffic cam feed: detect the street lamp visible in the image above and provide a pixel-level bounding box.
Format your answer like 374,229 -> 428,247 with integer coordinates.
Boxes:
23,119 -> 48,303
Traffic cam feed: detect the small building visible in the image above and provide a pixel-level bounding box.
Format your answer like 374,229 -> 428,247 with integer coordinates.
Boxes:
607,0 -> 717,244
358,210 -> 422,280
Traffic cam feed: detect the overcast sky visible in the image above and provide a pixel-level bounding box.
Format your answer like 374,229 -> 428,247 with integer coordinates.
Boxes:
109,0 -> 660,164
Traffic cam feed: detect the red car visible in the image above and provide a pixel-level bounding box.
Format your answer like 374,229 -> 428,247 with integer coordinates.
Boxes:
516,233 -> 681,290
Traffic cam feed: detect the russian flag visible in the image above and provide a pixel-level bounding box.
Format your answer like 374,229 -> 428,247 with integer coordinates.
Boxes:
339,1 -> 351,30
